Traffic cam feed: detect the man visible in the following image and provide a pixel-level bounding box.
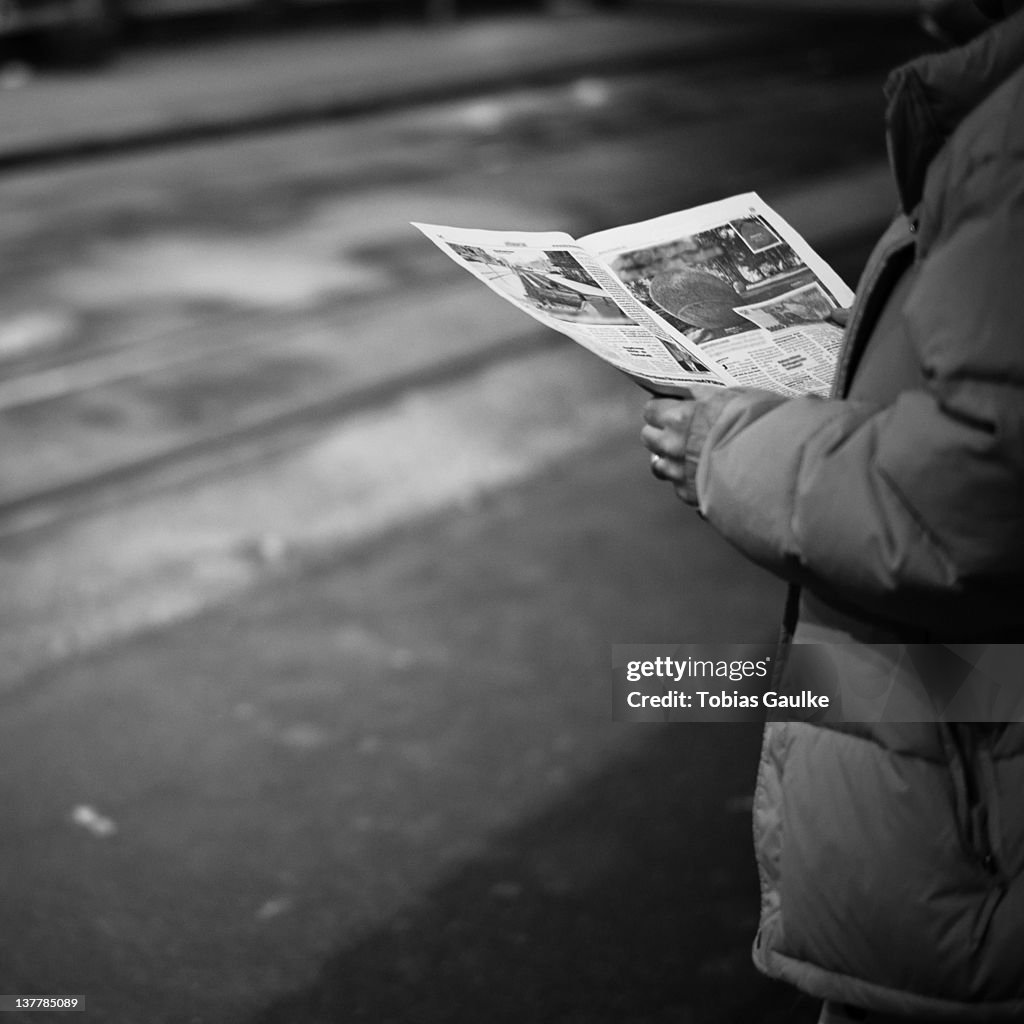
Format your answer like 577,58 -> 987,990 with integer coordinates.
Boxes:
641,3 -> 1024,1021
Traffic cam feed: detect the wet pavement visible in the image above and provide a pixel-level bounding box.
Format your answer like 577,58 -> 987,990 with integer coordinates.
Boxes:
0,428 -> 809,1024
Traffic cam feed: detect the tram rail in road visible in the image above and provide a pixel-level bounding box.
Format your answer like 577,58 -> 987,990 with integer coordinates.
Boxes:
0,319 -> 556,540
0,166 -> 892,543
0,70 -> 911,537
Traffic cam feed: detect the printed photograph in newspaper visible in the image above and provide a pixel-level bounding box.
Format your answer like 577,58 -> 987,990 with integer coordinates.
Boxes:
606,213 -> 838,348
449,243 -> 637,327
735,282 -> 836,330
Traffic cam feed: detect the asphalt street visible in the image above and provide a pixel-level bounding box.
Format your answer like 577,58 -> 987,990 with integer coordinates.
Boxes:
1,429 -> 802,1024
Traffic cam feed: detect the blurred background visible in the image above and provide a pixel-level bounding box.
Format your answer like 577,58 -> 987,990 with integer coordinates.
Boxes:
0,1 -> 983,1021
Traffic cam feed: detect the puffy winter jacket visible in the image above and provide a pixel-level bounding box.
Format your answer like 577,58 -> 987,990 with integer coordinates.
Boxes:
682,12 -> 1024,1021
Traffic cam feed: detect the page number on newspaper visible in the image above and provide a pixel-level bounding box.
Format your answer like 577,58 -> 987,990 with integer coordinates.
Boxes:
0,997 -> 83,1011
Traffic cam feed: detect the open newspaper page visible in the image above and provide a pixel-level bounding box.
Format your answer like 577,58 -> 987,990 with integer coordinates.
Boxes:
581,193 -> 855,397
412,223 -> 729,395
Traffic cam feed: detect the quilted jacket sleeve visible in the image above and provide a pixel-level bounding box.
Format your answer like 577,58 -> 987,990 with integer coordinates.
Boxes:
693,155 -> 1024,635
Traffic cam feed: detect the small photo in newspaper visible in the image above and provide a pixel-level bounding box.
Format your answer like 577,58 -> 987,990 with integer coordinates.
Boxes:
448,242 -> 637,327
734,281 -> 836,330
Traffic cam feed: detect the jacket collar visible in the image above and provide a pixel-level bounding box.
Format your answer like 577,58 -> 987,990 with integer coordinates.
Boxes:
884,8 -> 1024,214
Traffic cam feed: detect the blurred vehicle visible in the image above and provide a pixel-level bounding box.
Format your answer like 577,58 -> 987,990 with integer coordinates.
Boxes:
516,269 -> 587,313
0,0 -> 120,64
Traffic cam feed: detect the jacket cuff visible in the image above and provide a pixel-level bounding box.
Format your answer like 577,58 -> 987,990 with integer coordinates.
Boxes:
681,390 -> 739,507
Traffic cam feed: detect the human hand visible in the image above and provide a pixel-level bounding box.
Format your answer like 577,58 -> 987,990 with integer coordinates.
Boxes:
642,396 -> 695,486
641,384 -> 725,504
827,306 -> 852,327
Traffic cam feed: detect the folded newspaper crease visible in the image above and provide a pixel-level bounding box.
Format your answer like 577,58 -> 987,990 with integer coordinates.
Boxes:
414,193 -> 855,398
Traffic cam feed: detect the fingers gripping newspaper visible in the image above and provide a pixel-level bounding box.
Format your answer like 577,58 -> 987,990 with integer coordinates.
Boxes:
414,193 -> 854,397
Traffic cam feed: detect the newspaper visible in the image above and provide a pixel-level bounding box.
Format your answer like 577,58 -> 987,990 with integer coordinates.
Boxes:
414,193 -> 854,397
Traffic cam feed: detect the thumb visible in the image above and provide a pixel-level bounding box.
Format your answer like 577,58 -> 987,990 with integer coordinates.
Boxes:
688,383 -> 731,401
